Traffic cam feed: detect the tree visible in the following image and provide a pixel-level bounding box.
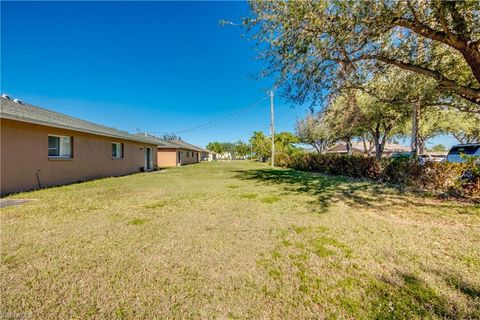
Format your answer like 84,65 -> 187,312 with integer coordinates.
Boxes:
206,142 -> 224,154
295,112 -> 333,153
163,133 -> 182,141
246,0 -> 480,108
360,95 -> 410,160
323,90 -> 366,154
249,131 -> 271,161
275,132 -> 299,156
234,140 -> 251,158
400,106 -> 451,154
430,144 -> 447,152
332,86 -> 412,160
447,112 -> 480,143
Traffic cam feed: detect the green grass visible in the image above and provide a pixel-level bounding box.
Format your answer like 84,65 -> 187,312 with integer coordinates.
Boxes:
261,195 -> 280,204
1,161 -> 479,319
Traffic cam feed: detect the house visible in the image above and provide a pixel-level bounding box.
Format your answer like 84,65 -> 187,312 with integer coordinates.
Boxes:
218,152 -> 232,160
326,141 -> 410,156
326,142 -> 365,155
0,95 -> 158,195
139,134 -> 203,167
199,148 -> 216,161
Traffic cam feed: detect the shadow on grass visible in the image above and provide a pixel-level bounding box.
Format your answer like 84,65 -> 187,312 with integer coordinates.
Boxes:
261,226 -> 478,318
235,168 -> 344,211
366,272 -> 478,319
234,168 -> 468,213
441,272 -> 480,300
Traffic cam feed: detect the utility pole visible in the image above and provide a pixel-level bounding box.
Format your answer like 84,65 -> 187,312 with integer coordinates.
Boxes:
412,39 -> 425,159
411,101 -> 420,159
270,90 -> 275,167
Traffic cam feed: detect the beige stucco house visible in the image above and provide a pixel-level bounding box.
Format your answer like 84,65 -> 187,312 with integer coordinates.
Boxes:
327,141 -> 410,156
200,148 -> 216,161
139,134 -> 203,167
0,96 -> 158,195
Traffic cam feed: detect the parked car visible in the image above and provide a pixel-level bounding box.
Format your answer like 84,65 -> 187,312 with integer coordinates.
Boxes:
390,151 -> 434,165
445,143 -> 480,163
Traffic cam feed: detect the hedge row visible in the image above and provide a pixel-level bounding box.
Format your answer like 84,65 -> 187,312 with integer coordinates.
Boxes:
276,153 -> 480,201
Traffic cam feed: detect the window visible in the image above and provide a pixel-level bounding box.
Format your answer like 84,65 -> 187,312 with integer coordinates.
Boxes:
48,135 -> 72,158
187,151 -> 190,157
446,145 -> 480,163
112,142 -> 124,159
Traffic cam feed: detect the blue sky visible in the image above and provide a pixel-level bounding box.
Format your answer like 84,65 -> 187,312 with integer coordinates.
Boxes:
1,1 -> 456,148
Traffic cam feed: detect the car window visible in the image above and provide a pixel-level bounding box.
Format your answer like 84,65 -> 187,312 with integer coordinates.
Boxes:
446,145 -> 480,162
449,145 -> 480,155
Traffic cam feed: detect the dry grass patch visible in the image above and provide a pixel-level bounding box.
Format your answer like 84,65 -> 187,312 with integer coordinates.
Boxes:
1,161 -> 479,319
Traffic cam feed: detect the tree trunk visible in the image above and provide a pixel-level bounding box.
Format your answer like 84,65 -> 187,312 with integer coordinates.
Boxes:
361,136 -> 368,154
411,101 -> 421,158
418,137 -> 426,155
462,46 -> 480,84
372,129 -> 382,161
375,143 -> 382,161
453,133 -> 466,144
312,143 -> 322,154
345,137 -> 352,155
377,136 -> 387,161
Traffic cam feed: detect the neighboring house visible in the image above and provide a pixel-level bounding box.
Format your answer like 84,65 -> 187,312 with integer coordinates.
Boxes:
0,95 -> 158,195
199,149 -> 216,161
169,139 -> 203,165
218,152 -> 232,160
326,141 -> 410,156
326,142 -> 365,155
139,134 -> 203,167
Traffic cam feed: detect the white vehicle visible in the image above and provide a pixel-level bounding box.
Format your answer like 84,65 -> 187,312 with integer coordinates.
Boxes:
445,144 -> 480,163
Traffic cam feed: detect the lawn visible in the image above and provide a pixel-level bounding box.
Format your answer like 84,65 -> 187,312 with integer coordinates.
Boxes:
1,161 -> 479,319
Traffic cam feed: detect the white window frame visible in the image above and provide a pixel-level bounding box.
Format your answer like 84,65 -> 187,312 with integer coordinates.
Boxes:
48,135 -> 73,158
112,142 -> 124,159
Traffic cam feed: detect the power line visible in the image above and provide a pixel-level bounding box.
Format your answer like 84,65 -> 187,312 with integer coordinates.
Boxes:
226,104 -> 299,143
171,96 -> 269,135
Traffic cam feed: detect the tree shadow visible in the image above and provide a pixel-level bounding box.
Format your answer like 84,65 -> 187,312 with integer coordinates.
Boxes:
441,272 -> 480,300
234,168 -> 345,211
234,168 -> 471,213
367,272 -> 477,319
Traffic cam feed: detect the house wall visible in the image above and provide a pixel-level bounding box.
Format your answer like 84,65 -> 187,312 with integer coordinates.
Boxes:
156,148 -> 200,167
180,149 -> 199,165
0,119 -> 158,195
157,148 -> 178,167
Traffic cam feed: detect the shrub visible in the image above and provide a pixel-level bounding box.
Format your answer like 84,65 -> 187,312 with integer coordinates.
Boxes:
280,152 -> 479,201
285,153 -> 381,179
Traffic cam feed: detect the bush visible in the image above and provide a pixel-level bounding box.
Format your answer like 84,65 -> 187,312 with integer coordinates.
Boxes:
280,152 -> 480,201
285,153 -> 382,179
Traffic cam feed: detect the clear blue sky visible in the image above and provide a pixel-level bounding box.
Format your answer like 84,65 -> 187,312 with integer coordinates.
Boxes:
1,1 -> 456,148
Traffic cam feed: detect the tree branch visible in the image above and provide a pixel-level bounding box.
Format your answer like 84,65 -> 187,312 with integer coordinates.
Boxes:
373,56 -> 480,105
392,17 -> 464,50
425,102 -> 480,114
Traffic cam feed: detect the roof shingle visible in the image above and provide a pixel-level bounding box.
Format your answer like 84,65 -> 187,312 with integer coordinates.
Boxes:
0,97 -> 156,144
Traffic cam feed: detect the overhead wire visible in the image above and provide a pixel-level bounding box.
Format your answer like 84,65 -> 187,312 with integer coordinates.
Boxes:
169,96 -> 269,135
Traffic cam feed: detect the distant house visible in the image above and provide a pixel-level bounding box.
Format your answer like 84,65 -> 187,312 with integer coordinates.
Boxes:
218,152 -> 232,160
0,96 -> 158,195
326,142 -> 365,155
140,135 -> 203,167
199,149 -> 217,161
326,141 -> 410,156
